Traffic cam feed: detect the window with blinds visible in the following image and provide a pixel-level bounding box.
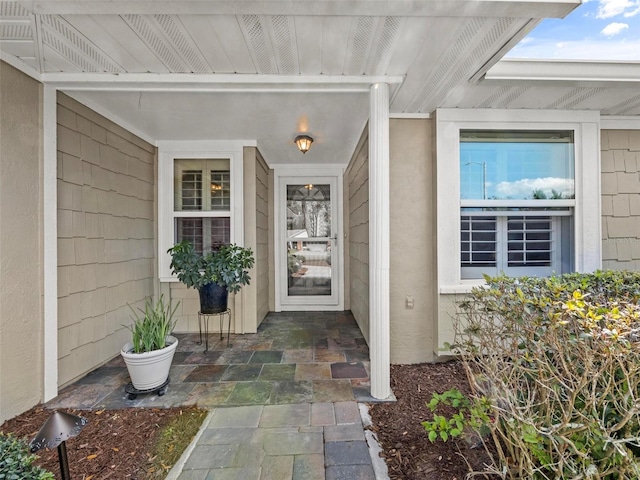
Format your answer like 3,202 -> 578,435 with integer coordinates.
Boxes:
181,171 -> 202,210
461,214 -> 559,279
174,159 -> 231,255
461,216 -> 496,268
459,128 -> 574,279
507,216 -> 552,267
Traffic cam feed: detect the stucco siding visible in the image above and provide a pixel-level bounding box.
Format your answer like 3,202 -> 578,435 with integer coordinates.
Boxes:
601,129 -> 640,269
437,294 -> 459,353
56,93 -> 156,387
346,129 -> 370,341
0,61 -> 44,423
389,118 -> 437,363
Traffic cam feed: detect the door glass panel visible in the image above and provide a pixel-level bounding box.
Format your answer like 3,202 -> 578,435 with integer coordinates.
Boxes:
286,184 -> 332,296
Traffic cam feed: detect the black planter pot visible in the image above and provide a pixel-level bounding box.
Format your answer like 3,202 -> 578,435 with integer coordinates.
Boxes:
198,283 -> 229,314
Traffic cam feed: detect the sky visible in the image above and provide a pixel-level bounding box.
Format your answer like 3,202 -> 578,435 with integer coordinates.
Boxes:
507,0 -> 640,60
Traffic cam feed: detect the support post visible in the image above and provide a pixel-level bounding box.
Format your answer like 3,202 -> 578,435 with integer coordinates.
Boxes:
369,83 -> 391,399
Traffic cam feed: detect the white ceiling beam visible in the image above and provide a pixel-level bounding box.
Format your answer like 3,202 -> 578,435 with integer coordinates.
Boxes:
19,0 -> 579,18
468,18 -> 540,83
486,59 -> 640,85
0,50 -> 41,80
39,72 -> 405,92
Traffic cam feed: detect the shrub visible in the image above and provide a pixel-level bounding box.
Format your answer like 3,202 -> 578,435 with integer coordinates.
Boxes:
421,388 -> 492,443
452,271 -> 640,479
0,433 -> 54,480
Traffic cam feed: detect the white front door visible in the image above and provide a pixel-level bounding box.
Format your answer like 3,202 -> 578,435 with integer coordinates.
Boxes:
277,174 -> 342,310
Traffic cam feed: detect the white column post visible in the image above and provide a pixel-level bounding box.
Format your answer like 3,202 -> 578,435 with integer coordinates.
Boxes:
369,83 -> 391,399
43,85 -> 58,401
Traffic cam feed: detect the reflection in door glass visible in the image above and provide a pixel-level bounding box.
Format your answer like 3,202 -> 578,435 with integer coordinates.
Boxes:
286,184 -> 332,296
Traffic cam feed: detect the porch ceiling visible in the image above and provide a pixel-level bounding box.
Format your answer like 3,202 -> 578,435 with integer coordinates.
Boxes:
0,0 -> 601,164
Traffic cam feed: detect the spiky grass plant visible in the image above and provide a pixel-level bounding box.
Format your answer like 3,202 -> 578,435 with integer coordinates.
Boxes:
126,295 -> 179,354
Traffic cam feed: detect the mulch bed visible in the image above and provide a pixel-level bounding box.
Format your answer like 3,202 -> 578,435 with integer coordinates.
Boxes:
368,361 -> 497,480
1,405 -> 195,479
4,362 -> 495,479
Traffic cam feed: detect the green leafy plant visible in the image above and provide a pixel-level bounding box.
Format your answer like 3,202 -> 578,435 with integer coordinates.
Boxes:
0,433 -> 54,480
125,295 -> 179,354
421,388 -> 491,443
167,241 -> 255,293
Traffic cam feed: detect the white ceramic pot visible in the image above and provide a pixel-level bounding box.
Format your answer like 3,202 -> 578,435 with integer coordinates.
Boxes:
121,335 -> 178,391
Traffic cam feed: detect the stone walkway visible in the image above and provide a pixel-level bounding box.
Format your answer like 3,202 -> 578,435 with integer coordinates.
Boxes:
170,402 -> 378,480
46,312 -> 388,479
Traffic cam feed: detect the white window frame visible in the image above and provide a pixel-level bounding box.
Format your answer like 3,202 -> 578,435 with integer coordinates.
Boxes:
436,109 -> 602,293
158,141 -> 247,282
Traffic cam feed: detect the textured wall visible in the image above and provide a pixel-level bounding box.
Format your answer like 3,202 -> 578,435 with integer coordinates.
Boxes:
345,130 -> 370,341
169,147 -> 270,334
240,146 -> 271,333
56,94 -> 156,387
601,129 -> 640,269
0,61 -> 44,423
389,118 -> 437,363
254,150 -> 271,327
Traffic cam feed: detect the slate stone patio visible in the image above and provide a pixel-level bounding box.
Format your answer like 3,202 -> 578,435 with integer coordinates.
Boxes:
46,311 -> 373,410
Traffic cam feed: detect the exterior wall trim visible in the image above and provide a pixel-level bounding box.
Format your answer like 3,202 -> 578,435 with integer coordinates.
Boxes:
601,117 -> 640,130
0,51 -> 41,82
435,108 -> 602,294
390,113 -> 432,119
486,59 -> 640,85
40,73 -> 404,92
43,85 -> 58,401
157,140 -> 251,281
272,164 -> 345,312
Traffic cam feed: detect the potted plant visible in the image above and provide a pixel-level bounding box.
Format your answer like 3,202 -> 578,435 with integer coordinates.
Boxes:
121,295 -> 179,391
167,241 -> 255,314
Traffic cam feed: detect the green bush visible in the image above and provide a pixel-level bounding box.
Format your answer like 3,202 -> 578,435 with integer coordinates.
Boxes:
421,388 -> 492,443
0,433 -> 54,480
453,270 -> 640,479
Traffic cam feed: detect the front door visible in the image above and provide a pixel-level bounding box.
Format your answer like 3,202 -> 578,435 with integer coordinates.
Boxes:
278,176 -> 341,309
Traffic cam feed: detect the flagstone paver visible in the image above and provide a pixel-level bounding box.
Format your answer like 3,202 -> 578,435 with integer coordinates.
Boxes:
260,455 -> 294,480
268,380 -> 313,404
324,441 -> 372,466
293,454 -> 325,480
324,423 -> 365,442
311,402 -> 335,426
45,312 -> 385,479
226,381 -> 272,405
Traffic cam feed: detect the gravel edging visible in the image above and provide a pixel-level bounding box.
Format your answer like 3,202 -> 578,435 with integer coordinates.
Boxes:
359,403 -> 391,480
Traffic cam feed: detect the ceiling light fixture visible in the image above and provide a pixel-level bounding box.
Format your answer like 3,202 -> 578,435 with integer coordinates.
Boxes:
295,134 -> 313,154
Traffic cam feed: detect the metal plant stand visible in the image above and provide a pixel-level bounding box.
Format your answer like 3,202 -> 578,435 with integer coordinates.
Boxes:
124,377 -> 170,400
198,308 -> 232,352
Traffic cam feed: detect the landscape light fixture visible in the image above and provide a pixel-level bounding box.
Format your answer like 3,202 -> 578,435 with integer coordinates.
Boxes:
30,410 -> 88,480
295,134 -> 313,154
